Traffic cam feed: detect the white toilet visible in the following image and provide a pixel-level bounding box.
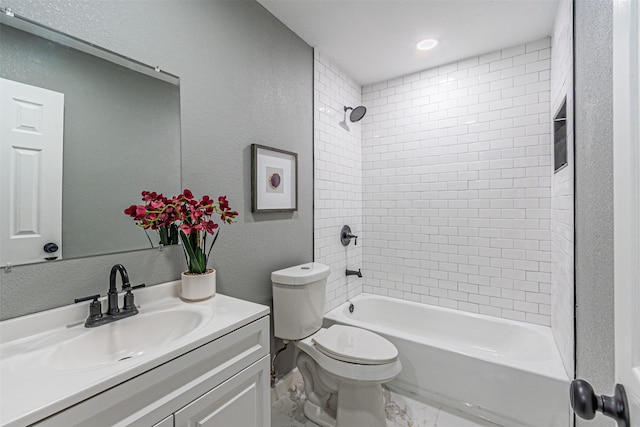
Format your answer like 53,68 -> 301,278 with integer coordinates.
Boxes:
271,262 -> 402,427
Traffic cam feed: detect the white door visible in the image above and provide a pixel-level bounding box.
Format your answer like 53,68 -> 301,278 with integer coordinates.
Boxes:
571,2 -> 638,425
613,0 -> 640,421
0,78 -> 64,266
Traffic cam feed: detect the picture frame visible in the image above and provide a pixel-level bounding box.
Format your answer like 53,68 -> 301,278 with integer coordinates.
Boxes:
251,144 -> 298,212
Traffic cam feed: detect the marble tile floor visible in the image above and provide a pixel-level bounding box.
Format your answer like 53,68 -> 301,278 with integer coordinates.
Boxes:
271,369 -> 499,427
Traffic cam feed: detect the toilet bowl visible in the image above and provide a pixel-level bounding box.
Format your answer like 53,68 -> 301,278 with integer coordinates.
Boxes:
295,325 -> 402,427
271,263 -> 402,427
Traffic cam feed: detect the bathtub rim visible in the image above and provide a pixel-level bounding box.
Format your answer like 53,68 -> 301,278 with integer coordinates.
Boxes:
324,293 -> 570,383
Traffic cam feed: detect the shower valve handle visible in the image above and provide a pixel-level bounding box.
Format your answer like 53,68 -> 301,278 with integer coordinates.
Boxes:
340,225 -> 357,246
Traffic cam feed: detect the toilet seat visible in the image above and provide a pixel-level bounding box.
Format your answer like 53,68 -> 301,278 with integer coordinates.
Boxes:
312,325 -> 398,365
296,327 -> 402,383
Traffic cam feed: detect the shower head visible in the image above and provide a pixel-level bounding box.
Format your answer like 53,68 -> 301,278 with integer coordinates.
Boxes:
344,105 -> 367,122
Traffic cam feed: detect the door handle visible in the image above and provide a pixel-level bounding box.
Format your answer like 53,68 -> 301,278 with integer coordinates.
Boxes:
570,379 -> 630,427
43,242 -> 59,253
43,242 -> 59,260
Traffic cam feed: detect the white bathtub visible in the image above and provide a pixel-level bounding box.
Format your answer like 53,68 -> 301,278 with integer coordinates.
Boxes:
324,294 -> 570,427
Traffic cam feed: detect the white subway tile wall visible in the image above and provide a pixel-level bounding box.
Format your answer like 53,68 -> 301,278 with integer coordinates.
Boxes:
314,51 -> 363,312
550,0 -> 575,377
360,39 -> 553,326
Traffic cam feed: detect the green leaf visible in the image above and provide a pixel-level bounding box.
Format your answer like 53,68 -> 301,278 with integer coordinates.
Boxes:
194,246 -> 206,274
169,224 -> 179,244
180,230 -> 204,273
159,226 -> 169,245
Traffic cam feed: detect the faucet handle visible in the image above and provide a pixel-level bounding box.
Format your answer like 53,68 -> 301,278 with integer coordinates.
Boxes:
340,225 -> 358,246
74,294 -> 100,303
121,282 -> 144,291
74,294 -> 103,321
123,284 -> 145,311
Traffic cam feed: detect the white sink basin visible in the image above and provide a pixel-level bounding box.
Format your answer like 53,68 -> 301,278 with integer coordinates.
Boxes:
49,309 -> 205,370
0,280 -> 271,427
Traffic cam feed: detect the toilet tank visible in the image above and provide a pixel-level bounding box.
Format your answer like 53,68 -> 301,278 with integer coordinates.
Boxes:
271,262 -> 330,340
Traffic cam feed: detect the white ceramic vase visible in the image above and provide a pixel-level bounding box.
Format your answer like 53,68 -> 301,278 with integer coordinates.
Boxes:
180,269 -> 216,301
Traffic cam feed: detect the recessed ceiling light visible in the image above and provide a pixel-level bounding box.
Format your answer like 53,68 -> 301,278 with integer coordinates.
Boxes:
416,38 -> 439,51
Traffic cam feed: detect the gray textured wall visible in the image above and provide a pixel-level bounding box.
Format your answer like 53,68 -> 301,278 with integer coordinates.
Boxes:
574,0 -> 615,425
0,0 -> 313,320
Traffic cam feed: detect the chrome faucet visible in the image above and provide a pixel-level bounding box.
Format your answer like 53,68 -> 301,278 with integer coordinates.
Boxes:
74,264 -> 145,327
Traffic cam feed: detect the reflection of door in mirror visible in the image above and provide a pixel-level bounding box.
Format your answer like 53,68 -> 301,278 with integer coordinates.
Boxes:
0,16 -> 181,264
0,78 -> 63,266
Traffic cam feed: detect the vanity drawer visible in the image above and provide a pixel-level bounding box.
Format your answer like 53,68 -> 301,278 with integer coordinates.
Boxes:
34,315 -> 269,427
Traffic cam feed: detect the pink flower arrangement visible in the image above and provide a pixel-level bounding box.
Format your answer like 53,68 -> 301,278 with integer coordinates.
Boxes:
124,191 -> 180,245
125,189 -> 238,274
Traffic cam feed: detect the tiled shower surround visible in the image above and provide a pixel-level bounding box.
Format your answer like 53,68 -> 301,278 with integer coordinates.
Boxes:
315,36 -> 571,332
550,0 -> 574,376
360,39 -> 553,326
314,50 -> 363,312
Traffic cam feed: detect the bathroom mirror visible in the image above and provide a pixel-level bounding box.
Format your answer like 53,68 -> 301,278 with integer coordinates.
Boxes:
0,9 -> 181,267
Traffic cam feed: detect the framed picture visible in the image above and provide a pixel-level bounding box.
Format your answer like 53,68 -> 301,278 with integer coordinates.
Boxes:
251,144 -> 298,212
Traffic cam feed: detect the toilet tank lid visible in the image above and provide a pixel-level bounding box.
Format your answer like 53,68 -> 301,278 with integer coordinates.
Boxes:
271,262 -> 330,285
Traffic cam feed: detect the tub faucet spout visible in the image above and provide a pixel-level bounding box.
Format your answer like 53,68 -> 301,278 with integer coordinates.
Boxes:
345,268 -> 362,278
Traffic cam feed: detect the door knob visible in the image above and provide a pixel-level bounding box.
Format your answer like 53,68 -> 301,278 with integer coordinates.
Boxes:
570,379 -> 630,427
43,242 -> 59,253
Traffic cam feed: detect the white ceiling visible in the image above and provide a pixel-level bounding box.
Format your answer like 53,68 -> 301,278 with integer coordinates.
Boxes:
257,0 -> 560,86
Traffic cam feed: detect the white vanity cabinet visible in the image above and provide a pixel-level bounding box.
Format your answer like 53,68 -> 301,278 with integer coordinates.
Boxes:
146,355 -> 269,427
33,315 -> 270,427
174,356 -> 269,427
152,416 -> 173,427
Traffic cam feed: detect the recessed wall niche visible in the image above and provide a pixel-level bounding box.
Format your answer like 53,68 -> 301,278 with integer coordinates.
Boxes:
554,97 -> 568,173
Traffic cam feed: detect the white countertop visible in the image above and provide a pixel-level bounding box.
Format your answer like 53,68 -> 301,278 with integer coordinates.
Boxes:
0,281 -> 270,427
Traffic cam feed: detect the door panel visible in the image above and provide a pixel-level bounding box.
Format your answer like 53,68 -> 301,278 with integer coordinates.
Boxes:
0,78 -> 64,265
